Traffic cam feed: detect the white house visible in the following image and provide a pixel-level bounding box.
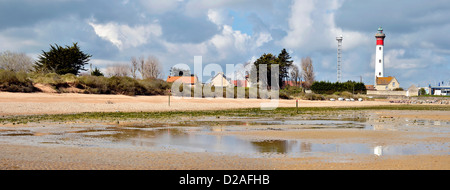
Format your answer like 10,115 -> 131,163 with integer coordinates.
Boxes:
209,72 -> 231,87
375,76 -> 400,91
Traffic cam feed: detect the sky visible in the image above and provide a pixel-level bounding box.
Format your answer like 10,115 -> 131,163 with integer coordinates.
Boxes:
0,0 -> 449,87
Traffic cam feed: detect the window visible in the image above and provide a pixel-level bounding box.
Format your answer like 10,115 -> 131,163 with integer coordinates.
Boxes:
379,72 -> 381,76
379,47 -> 382,51
379,59 -> 381,63
393,82 -> 396,87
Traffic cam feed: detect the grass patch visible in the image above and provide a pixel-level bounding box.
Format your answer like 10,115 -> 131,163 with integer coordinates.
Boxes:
419,95 -> 450,97
1,105 -> 449,124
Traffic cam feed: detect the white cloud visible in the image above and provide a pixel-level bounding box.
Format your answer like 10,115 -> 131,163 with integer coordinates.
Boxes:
254,32 -> 273,48
210,25 -> 250,59
281,0 -> 369,51
281,0 -> 314,49
207,9 -> 227,26
209,24 -> 273,60
88,21 -> 162,50
384,49 -> 445,70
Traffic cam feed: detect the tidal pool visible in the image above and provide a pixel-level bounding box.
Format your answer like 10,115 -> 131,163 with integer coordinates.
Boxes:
1,115 -> 448,159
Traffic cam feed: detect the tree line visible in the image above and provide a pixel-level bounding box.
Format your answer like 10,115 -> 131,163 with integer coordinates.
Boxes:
311,81 -> 367,94
252,49 -> 315,89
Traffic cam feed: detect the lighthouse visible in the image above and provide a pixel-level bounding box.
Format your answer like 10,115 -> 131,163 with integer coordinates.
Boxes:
374,27 -> 386,84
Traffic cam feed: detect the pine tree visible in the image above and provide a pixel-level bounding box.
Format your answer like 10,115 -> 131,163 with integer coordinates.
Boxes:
253,53 -> 279,88
252,49 -> 293,89
34,43 -> 92,75
91,67 -> 104,76
277,48 -> 293,88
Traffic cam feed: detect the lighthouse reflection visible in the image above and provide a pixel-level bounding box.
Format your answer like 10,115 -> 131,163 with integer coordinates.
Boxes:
374,146 -> 383,156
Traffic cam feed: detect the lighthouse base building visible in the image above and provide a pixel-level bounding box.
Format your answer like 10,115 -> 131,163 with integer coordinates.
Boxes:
375,76 -> 400,91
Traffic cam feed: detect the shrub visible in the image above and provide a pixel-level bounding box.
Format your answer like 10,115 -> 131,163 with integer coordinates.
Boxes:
303,93 -> 325,100
77,75 -> 109,94
280,85 -> 303,99
340,91 -> 354,98
279,91 -> 291,99
0,70 -> 35,92
60,73 -> 77,83
107,76 -> 140,96
31,73 -> 63,86
138,78 -> 171,95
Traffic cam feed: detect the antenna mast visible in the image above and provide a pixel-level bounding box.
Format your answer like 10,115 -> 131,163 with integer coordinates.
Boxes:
336,35 -> 343,82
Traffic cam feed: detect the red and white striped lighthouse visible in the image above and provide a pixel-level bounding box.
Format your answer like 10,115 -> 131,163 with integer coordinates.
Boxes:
375,27 -> 386,84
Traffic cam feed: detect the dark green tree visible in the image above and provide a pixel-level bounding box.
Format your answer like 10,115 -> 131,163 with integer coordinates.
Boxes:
419,88 -> 427,96
277,48 -> 293,88
253,49 -> 293,89
91,67 -> 104,76
253,53 -> 279,88
34,43 -> 92,75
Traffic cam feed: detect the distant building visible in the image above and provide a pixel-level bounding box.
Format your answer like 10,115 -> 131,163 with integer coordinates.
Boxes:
209,72 -> 231,87
231,79 -> 248,88
365,85 -> 375,91
166,75 -> 198,87
375,76 -> 400,91
429,86 -> 450,96
231,74 -> 253,88
283,80 -> 304,87
406,84 -> 419,97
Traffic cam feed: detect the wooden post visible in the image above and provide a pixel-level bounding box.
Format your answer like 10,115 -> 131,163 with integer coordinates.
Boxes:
296,99 -> 298,114
168,90 -> 171,106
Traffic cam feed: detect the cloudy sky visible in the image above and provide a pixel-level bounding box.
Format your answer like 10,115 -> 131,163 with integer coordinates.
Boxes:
0,0 -> 449,87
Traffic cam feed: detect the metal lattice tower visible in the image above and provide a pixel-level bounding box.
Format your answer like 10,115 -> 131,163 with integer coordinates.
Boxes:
336,35 -> 343,82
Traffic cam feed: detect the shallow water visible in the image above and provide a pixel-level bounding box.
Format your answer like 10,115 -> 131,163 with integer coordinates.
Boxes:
1,114 -> 449,158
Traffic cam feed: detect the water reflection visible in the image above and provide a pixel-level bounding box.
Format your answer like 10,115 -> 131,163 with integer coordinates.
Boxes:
251,140 -> 288,153
374,146 -> 383,156
300,142 -> 312,153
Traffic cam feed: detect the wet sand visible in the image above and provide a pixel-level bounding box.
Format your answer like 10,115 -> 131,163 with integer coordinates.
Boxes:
1,144 -> 448,170
0,92 -> 449,170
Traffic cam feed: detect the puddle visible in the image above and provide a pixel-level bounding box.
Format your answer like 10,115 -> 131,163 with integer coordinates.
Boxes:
250,119 -> 371,129
0,116 -> 449,158
109,128 -> 449,157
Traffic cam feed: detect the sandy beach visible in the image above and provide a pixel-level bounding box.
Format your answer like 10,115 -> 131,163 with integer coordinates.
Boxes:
0,92 -> 393,116
0,92 -> 449,170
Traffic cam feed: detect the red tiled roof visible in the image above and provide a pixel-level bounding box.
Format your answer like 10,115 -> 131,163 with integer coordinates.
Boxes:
231,80 -> 248,87
365,85 -> 375,90
283,81 -> 306,87
166,76 -> 197,84
376,77 -> 394,85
